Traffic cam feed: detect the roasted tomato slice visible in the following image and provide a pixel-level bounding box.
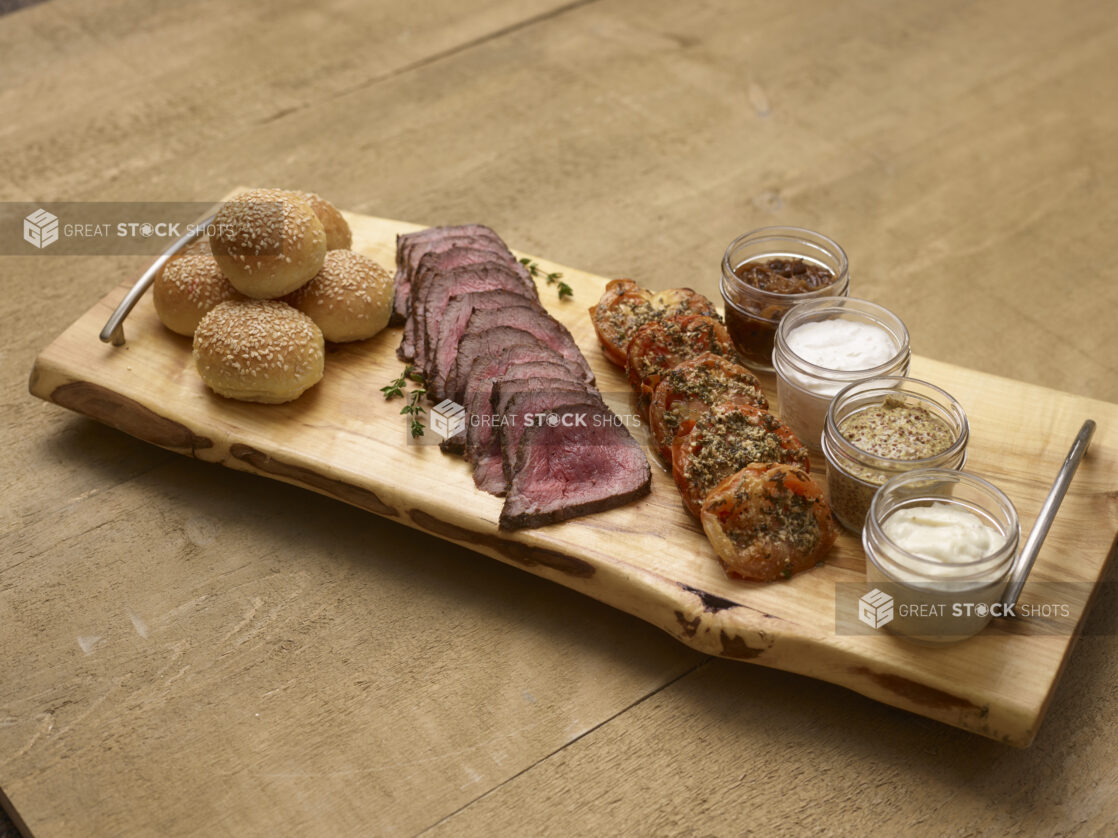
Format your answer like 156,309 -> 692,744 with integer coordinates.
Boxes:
590,281 -> 720,369
589,279 -> 654,368
626,314 -> 738,420
649,352 -> 767,465
671,401 -> 810,518
649,287 -> 720,319
700,463 -> 838,581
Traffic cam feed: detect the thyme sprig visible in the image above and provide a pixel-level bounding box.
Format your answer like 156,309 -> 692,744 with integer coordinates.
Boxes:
382,364 -> 427,437
520,257 -> 573,300
380,366 -> 410,400
400,386 -> 427,438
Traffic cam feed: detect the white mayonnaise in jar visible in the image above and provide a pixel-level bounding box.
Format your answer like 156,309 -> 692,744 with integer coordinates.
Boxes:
862,469 -> 1020,644
773,297 -> 910,458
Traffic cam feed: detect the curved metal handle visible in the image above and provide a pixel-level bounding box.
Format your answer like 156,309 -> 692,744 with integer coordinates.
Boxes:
99,212 -> 217,346
1000,419 -> 1097,611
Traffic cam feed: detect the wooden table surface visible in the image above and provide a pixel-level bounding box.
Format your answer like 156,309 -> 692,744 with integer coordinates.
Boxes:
2,0 -> 1116,835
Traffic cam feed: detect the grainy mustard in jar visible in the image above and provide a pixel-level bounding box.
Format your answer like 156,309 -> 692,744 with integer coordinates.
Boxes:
821,378 -> 969,532
839,397 -> 955,460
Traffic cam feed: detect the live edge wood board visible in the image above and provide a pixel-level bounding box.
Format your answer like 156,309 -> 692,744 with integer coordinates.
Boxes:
28,209 -> 1118,748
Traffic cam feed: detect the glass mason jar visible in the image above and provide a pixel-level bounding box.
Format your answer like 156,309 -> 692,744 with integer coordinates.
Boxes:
719,226 -> 850,372
822,376 -> 969,532
863,468 -> 1020,644
773,297 -> 910,459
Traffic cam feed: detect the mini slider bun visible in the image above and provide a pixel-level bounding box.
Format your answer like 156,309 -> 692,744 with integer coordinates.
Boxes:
284,250 -> 393,342
193,299 -> 325,403
209,188 -> 327,299
291,191 -> 352,251
153,237 -> 210,284
166,237 -> 210,263
153,248 -> 242,336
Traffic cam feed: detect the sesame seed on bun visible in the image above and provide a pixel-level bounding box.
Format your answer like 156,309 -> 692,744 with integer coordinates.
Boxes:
290,191 -> 352,251
192,299 -> 325,403
209,188 -> 327,299
284,250 -> 393,342
153,249 -> 243,336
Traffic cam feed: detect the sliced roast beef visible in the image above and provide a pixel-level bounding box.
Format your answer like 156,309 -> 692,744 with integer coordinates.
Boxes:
462,333 -> 591,410
399,225 -> 504,280
488,376 -> 598,458
441,338 -> 588,455
402,249 -> 509,361
438,340 -> 541,455
414,242 -> 527,285
500,403 -> 652,530
490,384 -> 604,493
466,366 -> 590,495
446,307 -> 594,404
423,283 -> 542,396
391,276 -> 408,326
392,225 -> 505,325
393,224 -> 650,530
400,246 -> 534,363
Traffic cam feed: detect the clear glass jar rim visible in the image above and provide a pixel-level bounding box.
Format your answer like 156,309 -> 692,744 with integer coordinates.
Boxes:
824,375 -> 970,469
774,297 -> 911,380
820,433 -> 968,491
721,226 -> 850,303
865,467 -> 1021,570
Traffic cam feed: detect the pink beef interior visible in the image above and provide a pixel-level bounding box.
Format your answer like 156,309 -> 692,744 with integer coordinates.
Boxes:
500,404 -> 651,530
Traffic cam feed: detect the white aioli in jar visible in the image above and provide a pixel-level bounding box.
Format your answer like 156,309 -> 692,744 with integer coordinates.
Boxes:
862,470 -> 1019,645
775,317 -> 903,454
785,319 -> 897,375
881,502 -> 1004,567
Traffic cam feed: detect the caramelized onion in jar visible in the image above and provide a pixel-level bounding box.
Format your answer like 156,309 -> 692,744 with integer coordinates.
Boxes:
720,227 -> 850,371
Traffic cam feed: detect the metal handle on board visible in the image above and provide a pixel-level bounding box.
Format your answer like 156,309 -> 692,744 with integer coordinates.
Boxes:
1000,419 -> 1097,611
98,212 -> 217,346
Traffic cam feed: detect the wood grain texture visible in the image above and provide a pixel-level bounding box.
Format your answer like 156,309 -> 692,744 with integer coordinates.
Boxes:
3,0 -> 1115,401
27,210 -> 1118,749
426,573 -> 1118,837
3,0 -> 1118,834
0,452 -> 702,838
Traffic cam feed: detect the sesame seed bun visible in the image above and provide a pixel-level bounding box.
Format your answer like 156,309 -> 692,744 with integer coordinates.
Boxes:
209,188 -> 327,299
283,250 -> 393,342
165,237 -> 210,265
193,300 -> 325,403
152,249 -> 243,336
291,191 -> 352,251
152,237 -> 210,285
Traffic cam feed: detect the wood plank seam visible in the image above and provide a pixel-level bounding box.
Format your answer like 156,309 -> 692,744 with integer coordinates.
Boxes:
416,658 -> 710,837
249,0 -> 606,134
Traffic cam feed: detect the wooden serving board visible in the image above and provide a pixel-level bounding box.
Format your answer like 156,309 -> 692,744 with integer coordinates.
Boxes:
28,210 -> 1118,747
